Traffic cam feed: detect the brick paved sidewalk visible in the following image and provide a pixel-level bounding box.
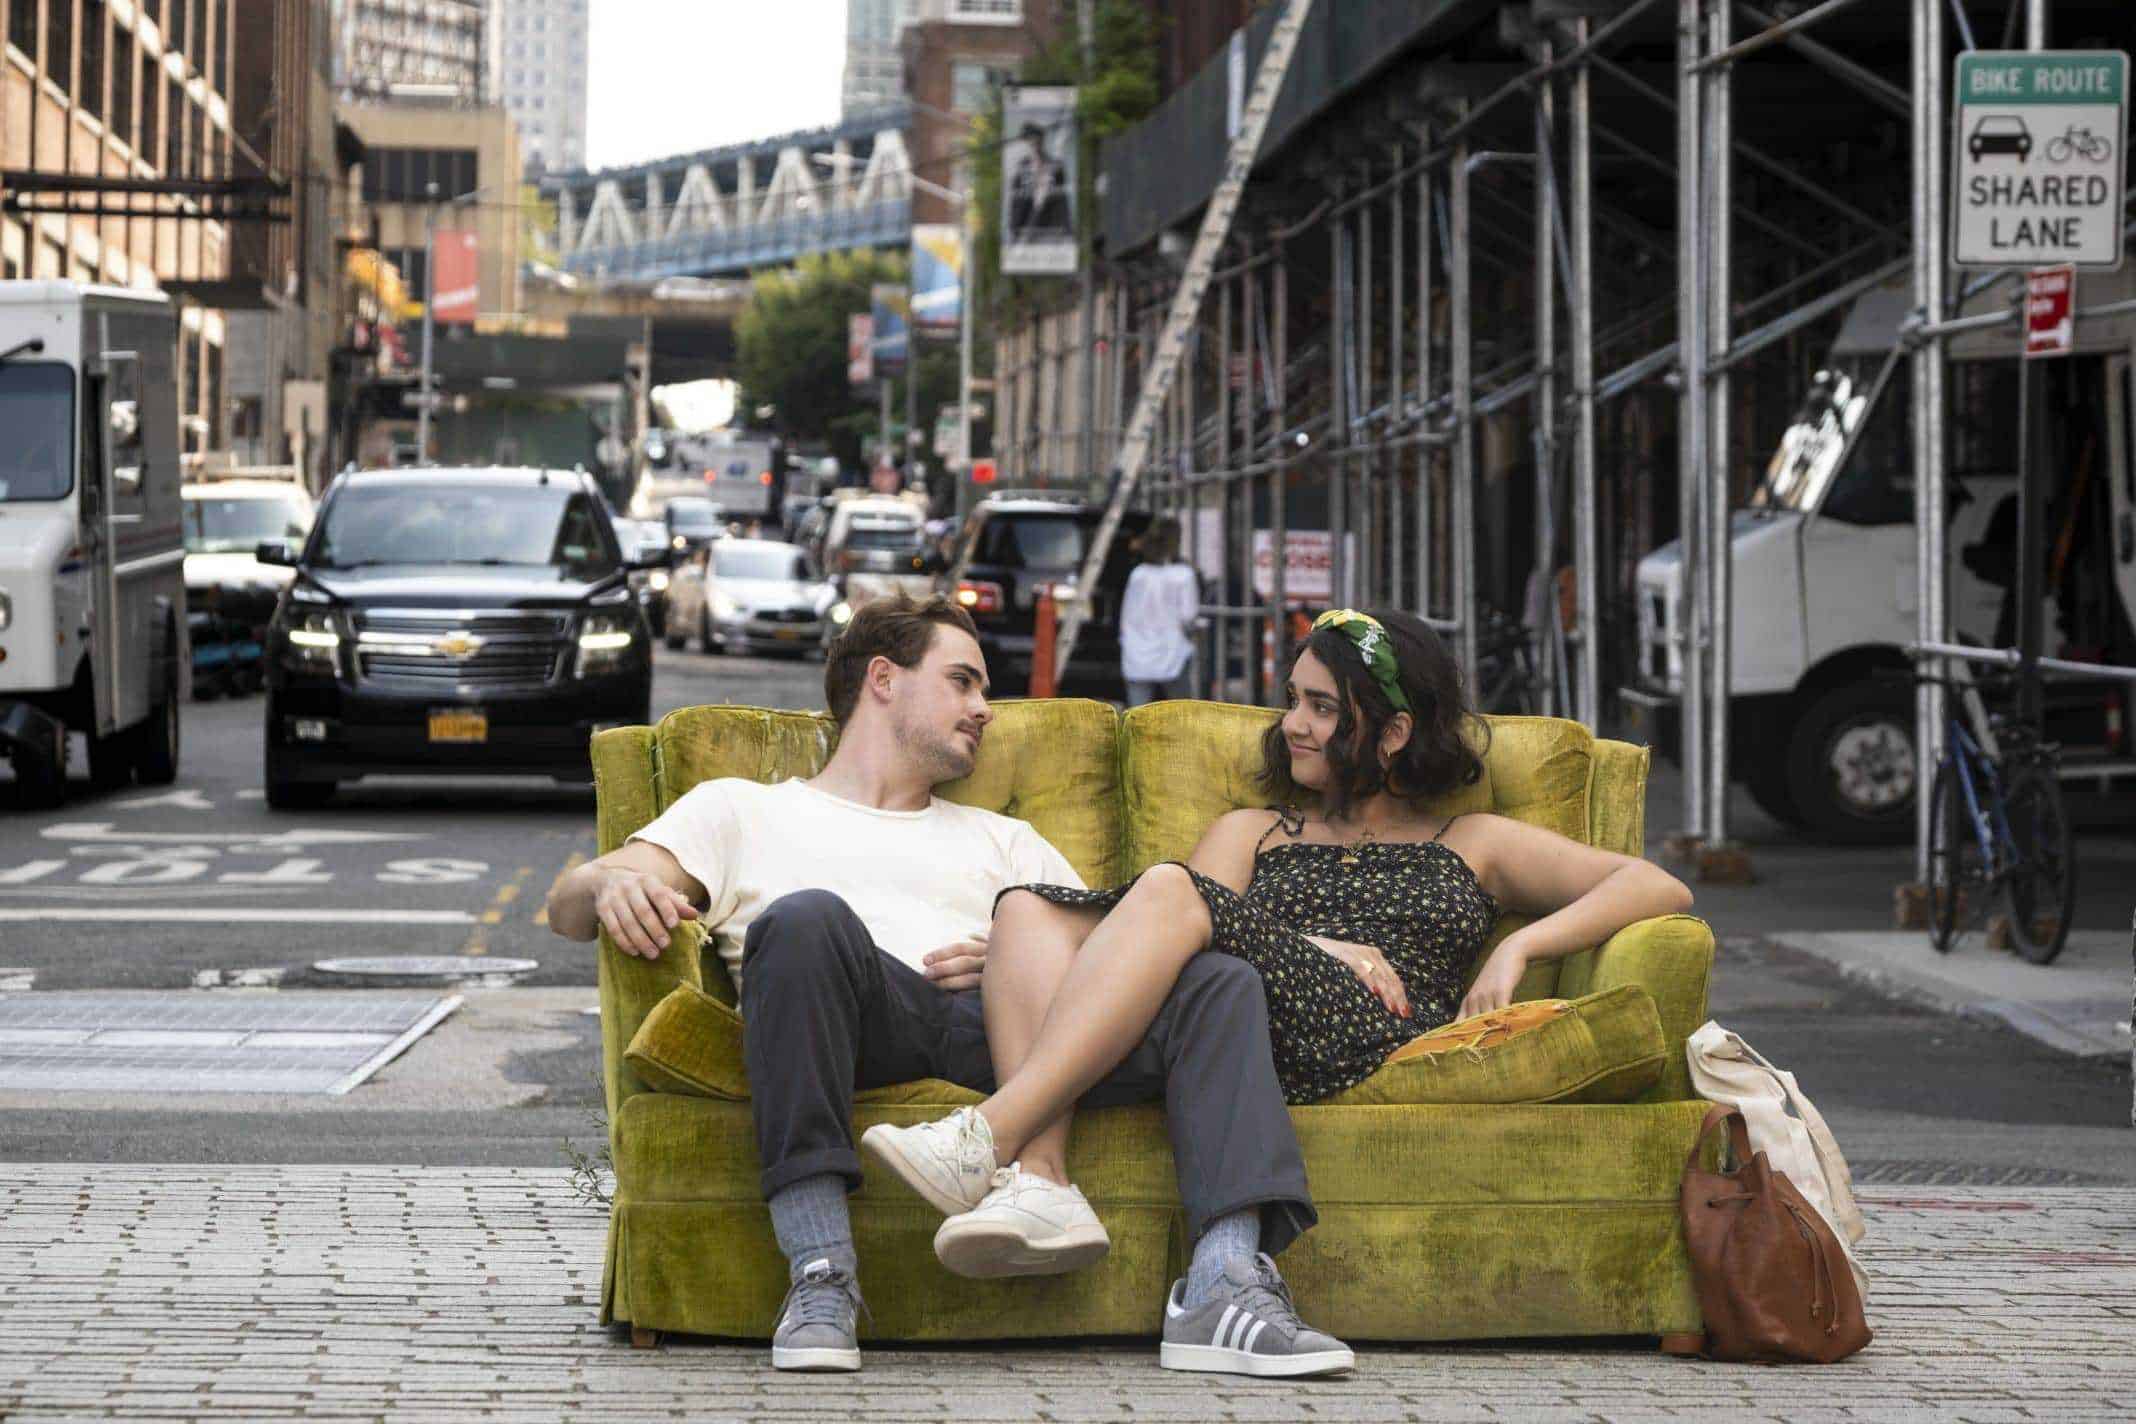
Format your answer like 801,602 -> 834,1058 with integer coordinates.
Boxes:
1,1166 -> 2130,1422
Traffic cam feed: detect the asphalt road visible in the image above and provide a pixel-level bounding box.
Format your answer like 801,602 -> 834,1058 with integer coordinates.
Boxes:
0,656 -> 2126,1183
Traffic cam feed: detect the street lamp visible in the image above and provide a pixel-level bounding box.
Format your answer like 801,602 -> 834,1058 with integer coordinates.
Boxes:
416,181 -> 494,459
809,153 -> 975,490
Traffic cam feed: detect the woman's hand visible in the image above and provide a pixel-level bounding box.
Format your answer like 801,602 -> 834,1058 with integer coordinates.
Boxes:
1307,935 -> 1411,1019
1458,940 -> 1529,1020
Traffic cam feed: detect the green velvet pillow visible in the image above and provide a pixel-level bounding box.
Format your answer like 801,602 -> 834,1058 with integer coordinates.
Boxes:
1317,984 -> 1666,1107
623,980 -> 983,1106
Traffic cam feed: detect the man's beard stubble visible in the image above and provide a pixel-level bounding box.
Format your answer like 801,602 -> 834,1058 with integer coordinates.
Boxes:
892,704 -> 976,783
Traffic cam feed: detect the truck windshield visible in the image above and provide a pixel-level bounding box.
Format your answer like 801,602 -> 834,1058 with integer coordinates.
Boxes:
0,363 -> 75,502
184,495 -> 313,553
310,485 -> 618,572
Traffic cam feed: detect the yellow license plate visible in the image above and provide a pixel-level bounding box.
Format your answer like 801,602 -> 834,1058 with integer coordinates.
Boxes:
774,627 -> 804,641
428,709 -> 488,743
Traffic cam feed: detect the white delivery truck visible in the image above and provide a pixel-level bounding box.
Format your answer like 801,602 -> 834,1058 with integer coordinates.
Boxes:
630,430 -> 777,523
0,281 -> 187,807
1631,270 -> 2136,839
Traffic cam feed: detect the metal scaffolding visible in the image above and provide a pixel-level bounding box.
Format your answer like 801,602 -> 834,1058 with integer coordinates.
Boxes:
996,0 -> 2128,877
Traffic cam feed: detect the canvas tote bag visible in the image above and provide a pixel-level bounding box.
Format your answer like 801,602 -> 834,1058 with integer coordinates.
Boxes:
1686,1021 -> 1869,1302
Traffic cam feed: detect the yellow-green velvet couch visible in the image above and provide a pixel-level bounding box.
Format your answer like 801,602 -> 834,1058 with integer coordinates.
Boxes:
590,698 -> 1716,1344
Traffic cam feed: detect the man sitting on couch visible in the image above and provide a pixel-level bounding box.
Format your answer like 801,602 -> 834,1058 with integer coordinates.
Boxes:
546,594 -> 1349,1376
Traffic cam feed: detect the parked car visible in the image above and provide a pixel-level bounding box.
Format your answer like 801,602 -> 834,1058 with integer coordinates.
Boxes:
666,538 -> 839,657
181,473 -> 315,699
610,516 -> 674,639
943,496 -> 1153,697
257,466 -> 662,808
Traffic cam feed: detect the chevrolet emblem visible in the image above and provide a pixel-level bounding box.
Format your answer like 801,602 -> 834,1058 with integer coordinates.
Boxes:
433,631 -> 485,658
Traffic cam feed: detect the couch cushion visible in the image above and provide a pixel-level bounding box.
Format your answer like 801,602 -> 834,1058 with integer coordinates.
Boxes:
625,980 -> 985,1107
1119,704 -> 1593,874
649,698 -> 1124,892
1318,984 -> 1665,1107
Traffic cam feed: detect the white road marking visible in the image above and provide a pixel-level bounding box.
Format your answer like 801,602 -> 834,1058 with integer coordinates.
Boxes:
41,822 -> 425,847
110,789 -> 215,812
0,908 -> 479,924
0,861 -> 67,885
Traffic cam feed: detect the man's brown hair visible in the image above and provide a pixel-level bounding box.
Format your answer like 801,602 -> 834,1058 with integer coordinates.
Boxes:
823,593 -> 982,728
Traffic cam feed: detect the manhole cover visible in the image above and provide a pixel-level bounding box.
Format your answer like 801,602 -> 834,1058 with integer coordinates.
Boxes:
314,955 -> 537,987
0,992 -> 459,1095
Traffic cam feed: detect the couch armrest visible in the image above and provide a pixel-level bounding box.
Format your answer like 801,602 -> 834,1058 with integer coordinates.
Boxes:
592,723 -> 704,1121
1552,913 -> 1712,1102
598,920 -> 705,1119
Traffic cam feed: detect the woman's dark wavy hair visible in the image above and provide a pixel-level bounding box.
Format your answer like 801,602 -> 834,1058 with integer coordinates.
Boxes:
1258,607 -> 1489,820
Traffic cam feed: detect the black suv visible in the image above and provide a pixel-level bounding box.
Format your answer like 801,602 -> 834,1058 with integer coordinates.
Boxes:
258,467 -> 663,808
943,496 -> 1151,697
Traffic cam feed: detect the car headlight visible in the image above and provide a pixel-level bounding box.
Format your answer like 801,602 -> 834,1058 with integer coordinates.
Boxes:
281,610 -> 341,673
647,569 -> 670,592
575,613 -> 638,678
711,591 -> 740,620
828,601 -> 852,626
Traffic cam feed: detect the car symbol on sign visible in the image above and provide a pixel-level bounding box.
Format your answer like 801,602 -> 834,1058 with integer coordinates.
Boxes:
1968,115 -> 2032,162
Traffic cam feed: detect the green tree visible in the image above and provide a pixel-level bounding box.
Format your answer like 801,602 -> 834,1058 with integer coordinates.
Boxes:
736,249 -> 960,473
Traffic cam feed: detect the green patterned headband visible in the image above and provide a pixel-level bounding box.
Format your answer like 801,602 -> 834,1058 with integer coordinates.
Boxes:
1311,609 -> 1411,713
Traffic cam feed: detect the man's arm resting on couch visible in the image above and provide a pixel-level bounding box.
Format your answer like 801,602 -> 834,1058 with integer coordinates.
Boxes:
546,840 -> 708,958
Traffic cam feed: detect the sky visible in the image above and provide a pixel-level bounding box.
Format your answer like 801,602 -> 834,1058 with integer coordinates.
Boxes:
585,1 -> 848,172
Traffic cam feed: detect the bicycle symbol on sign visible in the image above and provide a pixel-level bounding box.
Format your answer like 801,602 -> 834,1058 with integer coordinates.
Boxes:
2046,125 -> 2114,164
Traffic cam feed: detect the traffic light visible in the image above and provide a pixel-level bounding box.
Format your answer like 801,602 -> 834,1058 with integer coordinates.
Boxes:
971,458 -> 997,485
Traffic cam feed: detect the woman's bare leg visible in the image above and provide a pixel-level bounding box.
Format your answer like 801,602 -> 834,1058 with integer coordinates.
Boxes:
981,891 -> 1104,1186
978,864 -> 1213,1160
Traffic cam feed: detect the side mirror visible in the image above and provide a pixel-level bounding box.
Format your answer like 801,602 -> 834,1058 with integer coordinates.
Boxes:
255,540 -> 296,567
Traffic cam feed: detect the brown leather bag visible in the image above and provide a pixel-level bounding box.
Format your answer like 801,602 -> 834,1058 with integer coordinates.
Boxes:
1676,1104 -> 1872,1363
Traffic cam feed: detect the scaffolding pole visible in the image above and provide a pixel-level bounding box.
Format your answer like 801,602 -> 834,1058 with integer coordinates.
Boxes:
1676,0 -> 1709,846
1704,0 -> 1736,854
1911,0 -> 1949,881
1569,16 -> 1602,729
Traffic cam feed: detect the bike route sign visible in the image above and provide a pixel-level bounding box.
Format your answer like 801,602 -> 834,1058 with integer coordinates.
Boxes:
1952,50 -> 2127,270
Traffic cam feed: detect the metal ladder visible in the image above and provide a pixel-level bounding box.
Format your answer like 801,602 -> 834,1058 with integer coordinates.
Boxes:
1051,0 -> 1318,682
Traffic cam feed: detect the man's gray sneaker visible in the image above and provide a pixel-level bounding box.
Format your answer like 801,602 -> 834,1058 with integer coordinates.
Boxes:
1160,1253 -> 1354,1378
771,1258 -> 863,1372
859,1106 -> 999,1216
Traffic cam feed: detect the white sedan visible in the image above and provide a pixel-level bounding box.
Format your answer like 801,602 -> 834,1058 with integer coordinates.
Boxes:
665,538 -> 843,658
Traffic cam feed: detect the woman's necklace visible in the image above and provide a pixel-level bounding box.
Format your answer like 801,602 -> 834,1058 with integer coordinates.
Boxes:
1336,824 -> 1377,868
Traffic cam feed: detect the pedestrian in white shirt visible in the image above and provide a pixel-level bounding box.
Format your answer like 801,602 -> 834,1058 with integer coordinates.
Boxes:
1119,517 -> 1200,706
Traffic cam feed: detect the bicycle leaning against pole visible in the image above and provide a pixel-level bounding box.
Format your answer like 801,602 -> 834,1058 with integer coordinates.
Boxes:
1905,654 -> 2077,965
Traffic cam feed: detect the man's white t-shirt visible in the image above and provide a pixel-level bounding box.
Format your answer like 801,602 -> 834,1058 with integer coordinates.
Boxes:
1119,561 -> 1201,682
629,777 -> 1084,987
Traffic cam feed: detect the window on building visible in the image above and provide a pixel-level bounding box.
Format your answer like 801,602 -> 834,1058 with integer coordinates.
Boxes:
7,0 -> 36,62
949,60 -> 1007,114
949,0 -> 1021,19
1,248 -> 18,281
362,147 -> 480,203
386,245 -> 428,301
189,0 -> 206,68
80,0 -> 106,121
111,25 -> 133,144
166,75 -> 185,173
138,49 -> 159,159
211,0 -> 226,94
49,0 -> 75,101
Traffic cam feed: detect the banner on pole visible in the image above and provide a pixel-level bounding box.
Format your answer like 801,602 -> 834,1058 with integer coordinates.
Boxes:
870,284 -> 909,374
430,230 -> 480,325
911,224 -> 965,337
1001,85 -> 1078,276
848,312 -> 875,386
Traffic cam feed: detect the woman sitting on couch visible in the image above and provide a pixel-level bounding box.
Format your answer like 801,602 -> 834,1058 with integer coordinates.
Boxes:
866,608 -> 1694,1367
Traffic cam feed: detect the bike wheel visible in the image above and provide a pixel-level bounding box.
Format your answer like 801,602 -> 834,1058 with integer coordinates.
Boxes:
2000,763 -> 2075,965
1926,759 -> 1984,952
2047,137 -> 2072,163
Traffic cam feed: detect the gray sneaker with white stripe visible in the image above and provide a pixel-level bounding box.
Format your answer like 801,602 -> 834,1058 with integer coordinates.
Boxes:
1160,1253 -> 1355,1378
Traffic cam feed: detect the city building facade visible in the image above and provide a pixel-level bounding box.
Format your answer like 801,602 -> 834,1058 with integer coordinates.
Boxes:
897,0 -> 1057,227
331,0 -> 484,101
2,0 -> 241,456
841,0 -> 911,116
489,0 -> 584,175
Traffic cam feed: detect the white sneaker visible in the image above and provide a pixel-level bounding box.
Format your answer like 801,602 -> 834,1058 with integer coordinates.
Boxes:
859,1106 -> 999,1216
933,1163 -> 1112,1279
